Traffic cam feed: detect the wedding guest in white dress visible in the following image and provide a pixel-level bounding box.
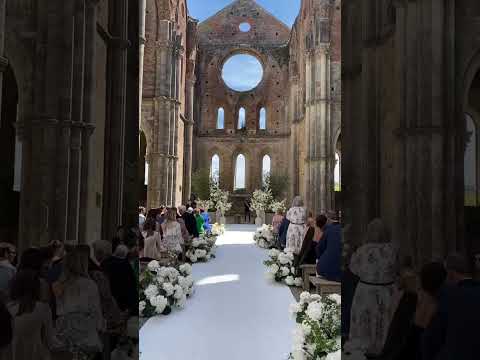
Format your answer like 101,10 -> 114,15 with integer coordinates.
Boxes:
141,218 -> 163,260
285,196 -> 306,254
348,218 -> 398,356
160,208 -> 184,255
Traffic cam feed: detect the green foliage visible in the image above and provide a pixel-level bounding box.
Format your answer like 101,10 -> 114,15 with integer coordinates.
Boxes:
191,168 -> 211,200
264,172 -> 290,199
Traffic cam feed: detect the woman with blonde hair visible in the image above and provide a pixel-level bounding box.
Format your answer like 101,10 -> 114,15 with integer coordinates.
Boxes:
285,196 -> 306,254
347,218 -> 398,356
160,207 -> 184,254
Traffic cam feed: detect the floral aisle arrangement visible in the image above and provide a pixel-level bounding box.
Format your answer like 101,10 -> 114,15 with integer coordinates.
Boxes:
210,181 -> 232,223
264,248 -> 303,287
139,261 -> 194,318
253,224 -> 275,248
288,292 -> 342,360
251,188 -> 273,213
185,236 -> 216,263
270,199 -> 287,213
211,222 -> 225,236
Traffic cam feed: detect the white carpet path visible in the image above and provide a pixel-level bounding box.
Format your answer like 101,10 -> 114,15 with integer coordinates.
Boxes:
139,224 -> 296,360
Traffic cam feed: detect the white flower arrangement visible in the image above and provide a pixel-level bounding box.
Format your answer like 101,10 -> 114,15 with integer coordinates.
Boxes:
210,182 -> 232,215
251,188 -> 273,212
263,248 -> 303,287
184,235 -> 216,263
211,223 -> 225,236
270,199 -> 287,213
289,292 -> 341,360
253,224 -> 275,248
139,261 -> 194,318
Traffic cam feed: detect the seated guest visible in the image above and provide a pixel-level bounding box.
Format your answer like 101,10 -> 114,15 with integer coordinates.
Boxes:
422,253 -> 480,360
179,205 -> 199,238
200,209 -> 212,232
348,218 -> 397,356
295,214 -> 321,268
315,210 -> 342,282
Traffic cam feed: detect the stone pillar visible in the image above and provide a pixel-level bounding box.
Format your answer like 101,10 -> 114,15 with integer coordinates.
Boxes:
102,0 -> 128,240
0,0 -> 6,124
79,0 -> 98,242
183,76 -> 195,203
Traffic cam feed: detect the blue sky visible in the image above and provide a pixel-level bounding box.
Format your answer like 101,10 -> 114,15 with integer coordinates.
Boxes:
187,0 -> 301,28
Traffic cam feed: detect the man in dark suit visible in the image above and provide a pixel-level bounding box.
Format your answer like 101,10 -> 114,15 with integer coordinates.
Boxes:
422,253 -> 480,360
315,210 -> 342,282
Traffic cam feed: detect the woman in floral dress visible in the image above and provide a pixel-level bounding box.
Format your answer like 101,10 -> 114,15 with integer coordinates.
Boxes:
285,196 -> 306,254
348,218 -> 399,356
160,208 -> 184,255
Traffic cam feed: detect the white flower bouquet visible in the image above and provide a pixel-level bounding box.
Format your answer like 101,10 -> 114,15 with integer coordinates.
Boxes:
185,237 -> 216,263
253,224 -> 275,248
264,248 -> 303,287
251,188 -> 273,212
289,292 -> 341,360
139,261 -> 194,318
270,199 -> 287,213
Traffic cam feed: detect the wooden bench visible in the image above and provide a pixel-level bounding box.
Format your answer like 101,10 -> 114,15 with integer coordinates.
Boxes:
309,276 -> 341,295
300,264 -> 317,291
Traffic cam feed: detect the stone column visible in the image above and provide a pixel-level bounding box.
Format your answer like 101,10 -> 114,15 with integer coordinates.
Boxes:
102,0 -> 128,240
183,76 -> 195,203
0,0 -> 6,124
79,0 -> 98,242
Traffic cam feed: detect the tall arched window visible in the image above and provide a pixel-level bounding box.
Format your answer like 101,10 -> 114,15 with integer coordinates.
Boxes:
238,107 -> 246,129
259,107 -> 267,130
465,114 -> 478,206
144,162 -> 149,186
234,154 -> 246,190
216,108 -> 224,129
211,154 -> 220,183
334,152 -> 341,191
262,155 -> 271,185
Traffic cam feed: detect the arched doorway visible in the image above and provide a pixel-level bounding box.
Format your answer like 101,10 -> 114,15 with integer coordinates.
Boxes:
0,66 -> 19,243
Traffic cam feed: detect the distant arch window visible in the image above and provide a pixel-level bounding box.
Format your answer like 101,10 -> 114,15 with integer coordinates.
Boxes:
239,22 -> 251,32
144,162 -> 149,186
334,152 -> 341,191
238,107 -> 246,129
234,154 -> 246,190
465,114 -> 478,206
217,108 -> 225,129
211,154 -> 220,183
262,155 -> 271,185
259,107 -> 266,130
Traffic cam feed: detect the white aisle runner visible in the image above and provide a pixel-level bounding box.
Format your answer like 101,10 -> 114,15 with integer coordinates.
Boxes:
140,224 -> 295,360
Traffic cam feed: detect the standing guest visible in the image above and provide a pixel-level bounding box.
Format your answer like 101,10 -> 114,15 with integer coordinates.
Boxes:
142,219 -> 163,260
315,210 -> 342,282
200,209 -> 212,233
277,216 -> 290,249
179,206 -> 199,238
0,243 -> 16,267
0,245 -> 16,302
138,207 -> 146,231
271,209 -> 284,236
244,198 -> 252,223
422,253 -> 480,360
6,270 -> 57,359
348,218 -> 398,356
155,206 -> 166,230
100,243 -> 138,316
46,240 -> 66,284
194,209 -> 205,236
161,208 -> 184,254
285,196 -> 306,254
54,246 -> 104,359
176,209 -> 191,243
17,248 -> 51,304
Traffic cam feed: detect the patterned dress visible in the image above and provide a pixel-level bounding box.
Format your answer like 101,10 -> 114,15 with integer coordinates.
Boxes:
348,243 -> 398,355
161,222 -> 183,254
285,207 -> 306,254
